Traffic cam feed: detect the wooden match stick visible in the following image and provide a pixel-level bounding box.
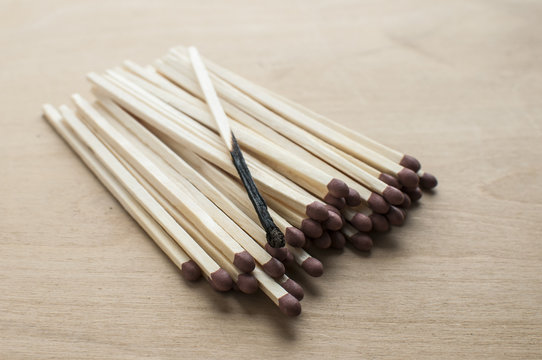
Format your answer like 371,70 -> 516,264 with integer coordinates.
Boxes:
341,223 -> 374,252
42,104 -> 202,282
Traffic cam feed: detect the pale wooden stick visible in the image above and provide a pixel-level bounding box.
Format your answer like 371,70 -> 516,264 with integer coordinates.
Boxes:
42,104 -> 202,282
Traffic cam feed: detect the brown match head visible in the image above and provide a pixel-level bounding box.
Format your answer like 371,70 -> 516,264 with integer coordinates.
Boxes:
386,205 -> 405,226
399,154 -> 421,172
378,173 -> 402,189
312,231 -> 332,249
350,212 -> 373,232
367,193 -> 390,214
280,278 -> 304,301
282,250 -> 295,267
265,243 -> 288,261
401,193 -> 412,209
305,201 -> 329,221
327,178 -> 349,198
302,239 -> 311,250
301,257 -> 324,277
233,251 -> 256,273
325,204 -> 341,216
323,210 -> 343,231
262,257 -> 286,278
330,231 -> 346,250
210,269 -> 233,292
181,260 -> 202,282
301,218 -> 324,238
323,193 -> 346,210
404,187 -> 423,202
419,172 -> 438,190
349,233 -> 374,252
345,188 -> 362,207
237,274 -> 259,294
278,294 -> 302,317
284,226 -> 306,248
397,168 -> 419,188
369,213 -> 390,232
382,186 -> 405,205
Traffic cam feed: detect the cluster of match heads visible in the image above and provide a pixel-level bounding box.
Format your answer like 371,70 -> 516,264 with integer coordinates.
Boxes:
42,46 -> 437,317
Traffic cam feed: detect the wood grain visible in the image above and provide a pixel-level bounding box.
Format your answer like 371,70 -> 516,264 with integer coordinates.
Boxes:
1,0 -> 541,359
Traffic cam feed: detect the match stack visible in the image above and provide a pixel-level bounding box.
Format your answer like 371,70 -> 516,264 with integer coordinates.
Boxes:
42,45 -> 437,317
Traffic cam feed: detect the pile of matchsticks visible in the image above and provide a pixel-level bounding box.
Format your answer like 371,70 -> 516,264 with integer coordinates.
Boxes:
43,46 -> 437,317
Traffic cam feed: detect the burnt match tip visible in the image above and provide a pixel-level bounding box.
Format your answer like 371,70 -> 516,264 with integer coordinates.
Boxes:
265,243 -> 288,261
312,231 -> 332,249
284,227 -> 306,248
210,269 -> 233,292
323,211 -> 343,231
345,188 -> 362,207
399,154 -> 421,172
367,193 -> 390,214
397,168 -> 419,189
237,274 -> 259,294
349,233 -> 374,252
301,218 -> 323,238
369,213 -> 390,232
181,260 -> 202,282
327,178 -> 349,198
262,257 -> 286,278
266,226 -> 285,248
301,257 -> 324,277
281,279 -> 304,301
386,205 -> 405,226
330,231 -> 346,250
351,213 -> 373,232
404,187 -> 423,202
419,172 -> 438,190
233,251 -> 256,273
401,193 -> 412,209
382,186 -> 405,205
378,173 -> 402,189
323,194 -> 346,210
306,201 -> 329,221
278,294 -> 302,317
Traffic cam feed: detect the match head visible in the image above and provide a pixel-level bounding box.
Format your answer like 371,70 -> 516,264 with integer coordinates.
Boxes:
325,204 -> 340,216
305,201 -> 329,221
397,168 -> 419,189
382,186 -> 405,205
265,243 -> 288,261
401,193 -> 412,209
330,231 -> 346,250
386,205 -> 405,226
181,260 -> 202,282
378,173 -> 402,189
301,218 -> 324,238
323,193 -> 346,210
284,227 -> 306,248
349,233 -> 374,252
350,212 -> 373,232
280,279 -> 304,301
262,257 -> 286,278
419,172 -> 438,190
327,178 -> 349,198
404,187 -> 423,202
367,193 -> 390,214
312,231 -> 332,249
323,210 -> 343,231
236,274 -> 259,294
345,188 -> 362,206
266,226 -> 285,248
301,257 -> 324,277
233,251 -> 256,273
210,269 -> 233,292
399,154 -> 421,172
369,213 -> 390,232
278,294 -> 302,317
282,250 -> 295,267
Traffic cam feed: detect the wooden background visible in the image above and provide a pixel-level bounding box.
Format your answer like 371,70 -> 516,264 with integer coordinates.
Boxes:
1,1 -> 541,359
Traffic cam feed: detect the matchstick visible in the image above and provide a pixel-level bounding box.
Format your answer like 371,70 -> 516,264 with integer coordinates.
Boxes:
341,223 -> 374,252
42,104 -> 202,282
341,207 -> 373,233
277,275 -> 304,301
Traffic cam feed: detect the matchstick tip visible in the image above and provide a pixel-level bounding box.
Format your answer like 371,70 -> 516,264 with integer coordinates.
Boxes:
237,274 -> 259,294
327,178 -> 350,198
266,226 -> 285,248
284,227 -> 306,248
401,193 -> 412,209
386,205 -> 405,226
278,294 -> 302,317
323,211 -> 343,231
262,258 -> 286,278
282,250 -> 295,267
378,173 -> 402,189
349,233 -> 374,252
311,231 -> 332,249
399,154 -> 422,172
404,187 -> 423,202
369,213 -> 390,233
383,186 -> 405,205
306,201 -> 330,221
397,168 -> 420,189
300,218 -> 324,238
210,269 -> 233,292
323,194 -> 346,210
330,231 -> 346,250
280,279 -> 304,301
345,188 -> 362,207
419,172 -> 438,190
350,213 -> 373,233
265,243 -> 289,261
301,257 -> 324,277
181,260 -> 202,282
233,251 -> 256,273
367,193 -> 390,214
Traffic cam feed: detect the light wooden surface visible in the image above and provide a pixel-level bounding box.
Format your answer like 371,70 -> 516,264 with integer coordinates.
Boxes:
1,1 -> 541,359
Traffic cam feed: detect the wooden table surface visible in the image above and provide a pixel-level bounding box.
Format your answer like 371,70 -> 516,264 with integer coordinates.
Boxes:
1,1 -> 541,359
